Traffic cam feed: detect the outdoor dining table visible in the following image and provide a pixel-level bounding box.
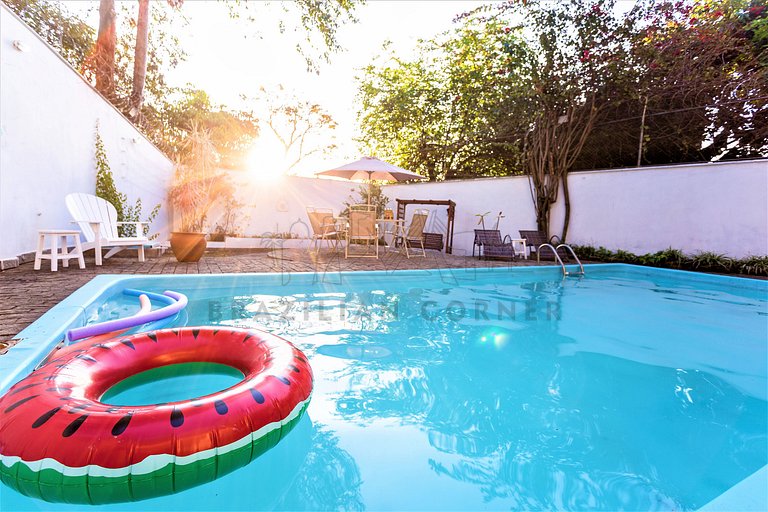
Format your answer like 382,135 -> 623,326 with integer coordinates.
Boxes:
334,217 -> 406,251
376,218 -> 406,250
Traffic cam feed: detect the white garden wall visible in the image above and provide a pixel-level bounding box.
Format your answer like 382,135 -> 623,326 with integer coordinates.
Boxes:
0,5 -> 174,263
207,172 -> 363,238
550,160 -> 768,258
385,159 -> 768,259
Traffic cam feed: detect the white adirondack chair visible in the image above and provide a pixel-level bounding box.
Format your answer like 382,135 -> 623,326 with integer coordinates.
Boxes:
65,193 -> 149,265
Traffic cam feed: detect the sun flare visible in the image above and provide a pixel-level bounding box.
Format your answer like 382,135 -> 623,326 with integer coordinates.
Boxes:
247,138 -> 287,181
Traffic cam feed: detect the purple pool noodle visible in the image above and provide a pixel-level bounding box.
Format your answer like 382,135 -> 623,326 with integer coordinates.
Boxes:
67,290 -> 188,341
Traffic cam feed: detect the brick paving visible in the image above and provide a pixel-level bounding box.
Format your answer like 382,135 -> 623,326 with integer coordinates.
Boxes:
0,248 -> 547,352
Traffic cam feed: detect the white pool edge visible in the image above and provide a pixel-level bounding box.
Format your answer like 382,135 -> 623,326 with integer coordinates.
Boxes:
699,465 -> 768,511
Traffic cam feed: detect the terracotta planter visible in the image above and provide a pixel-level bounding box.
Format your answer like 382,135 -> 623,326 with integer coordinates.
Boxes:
170,232 -> 207,262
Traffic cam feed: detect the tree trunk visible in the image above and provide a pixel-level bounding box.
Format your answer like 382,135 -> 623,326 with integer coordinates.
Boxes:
560,174 -> 571,242
129,0 -> 151,121
95,0 -> 117,100
535,196 -> 550,236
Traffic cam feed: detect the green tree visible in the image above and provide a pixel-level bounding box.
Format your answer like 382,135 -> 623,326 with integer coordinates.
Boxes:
3,0 -> 94,69
576,0 -> 767,168
495,0 -> 637,239
357,21 -> 527,181
357,0 -> 634,239
152,88 -> 258,169
225,0 -> 360,72
129,0 -> 184,121
256,85 -> 338,173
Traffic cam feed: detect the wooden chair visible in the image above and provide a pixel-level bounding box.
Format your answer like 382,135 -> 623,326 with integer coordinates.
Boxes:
65,193 -> 149,265
473,229 -> 516,260
345,205 -> 378,259
306,207 -> 343,254
403,209 -> 428,258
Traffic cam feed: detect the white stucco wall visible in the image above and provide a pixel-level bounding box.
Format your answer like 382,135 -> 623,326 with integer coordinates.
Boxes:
385,159 -> 768,259
207,172 -> 363,238
0,5 -> 174,261
550,160 -> 768,258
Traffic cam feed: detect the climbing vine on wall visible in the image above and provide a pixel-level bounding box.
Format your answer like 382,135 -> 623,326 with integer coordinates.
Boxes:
94,125 -> 161,238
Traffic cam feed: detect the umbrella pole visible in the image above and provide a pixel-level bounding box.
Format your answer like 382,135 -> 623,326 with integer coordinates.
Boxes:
367,172 -> 373,206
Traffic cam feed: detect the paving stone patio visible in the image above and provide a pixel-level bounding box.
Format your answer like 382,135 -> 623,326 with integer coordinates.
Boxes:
0,248 -> 549,351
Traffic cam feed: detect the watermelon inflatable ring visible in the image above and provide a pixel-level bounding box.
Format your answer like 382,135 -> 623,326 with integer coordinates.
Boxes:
0,327 -> 313,504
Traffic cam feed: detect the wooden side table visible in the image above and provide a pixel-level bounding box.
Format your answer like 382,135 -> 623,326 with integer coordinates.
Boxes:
34,230 -> 86,271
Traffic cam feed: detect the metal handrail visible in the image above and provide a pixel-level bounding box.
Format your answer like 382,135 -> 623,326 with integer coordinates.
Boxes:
556,244 -> 585,275
537,243 -> 585,277
537,243 -> 567,276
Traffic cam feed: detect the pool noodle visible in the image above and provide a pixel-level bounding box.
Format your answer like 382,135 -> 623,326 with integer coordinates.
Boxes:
59,295 -> 151,348
67,290 -> 188,341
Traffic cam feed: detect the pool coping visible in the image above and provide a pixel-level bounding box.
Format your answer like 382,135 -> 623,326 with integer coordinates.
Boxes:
1,263 -> 765,510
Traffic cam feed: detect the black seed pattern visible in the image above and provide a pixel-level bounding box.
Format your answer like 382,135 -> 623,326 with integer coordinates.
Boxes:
147,333 -> 157,343
120,340 -> 136,350
46,387 -> 72,393
295,355 -> 308,363
274,376 -> 291,386
214,400 -> 228,415
242,335 -> 253,344
32,407 -> 61,428
74,355 -> 98,363
170,408 -> 184,427
111,414 -> 132,436
9,383 -> 41,395
213,329 -> 220,336
287,364 -> 300,373
62,415 -> 88,437
250,389 -> 265,404
68,403 -> 90,414
192,329 -> 200,339
4,395 -> 39,413
93,343 -> 111,350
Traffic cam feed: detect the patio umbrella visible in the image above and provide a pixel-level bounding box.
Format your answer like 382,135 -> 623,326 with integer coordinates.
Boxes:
316,156 -> 427,204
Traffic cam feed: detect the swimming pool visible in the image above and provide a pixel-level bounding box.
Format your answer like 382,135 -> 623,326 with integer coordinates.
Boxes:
1,264 -> 766,510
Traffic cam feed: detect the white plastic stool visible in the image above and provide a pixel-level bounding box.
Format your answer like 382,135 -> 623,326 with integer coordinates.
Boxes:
34,230 -> 86,271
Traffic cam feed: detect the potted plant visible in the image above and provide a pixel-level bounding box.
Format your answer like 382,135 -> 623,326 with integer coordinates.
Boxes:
168,125 -> 232,262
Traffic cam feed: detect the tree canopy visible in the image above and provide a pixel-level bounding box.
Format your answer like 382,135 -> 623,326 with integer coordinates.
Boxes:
357,0 -> 767,180
356,0 -> 767,238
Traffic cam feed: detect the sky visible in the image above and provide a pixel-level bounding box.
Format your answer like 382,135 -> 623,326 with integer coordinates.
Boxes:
70,0 -> 487,177
172,0 -> 485,176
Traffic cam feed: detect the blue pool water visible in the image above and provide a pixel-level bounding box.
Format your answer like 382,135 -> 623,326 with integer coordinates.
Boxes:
1,265 -> 766,511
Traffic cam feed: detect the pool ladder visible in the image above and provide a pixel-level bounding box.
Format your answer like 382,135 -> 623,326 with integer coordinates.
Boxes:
537,244 -> 585,277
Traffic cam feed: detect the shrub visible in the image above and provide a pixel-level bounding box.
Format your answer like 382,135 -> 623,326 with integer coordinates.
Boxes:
738,256 -> 768,276
94,127 -> 161,238
572,244 -> 765,276
691,252 -> 733,272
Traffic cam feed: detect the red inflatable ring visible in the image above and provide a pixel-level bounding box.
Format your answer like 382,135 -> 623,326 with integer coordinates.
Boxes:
0,327 -> 313,504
